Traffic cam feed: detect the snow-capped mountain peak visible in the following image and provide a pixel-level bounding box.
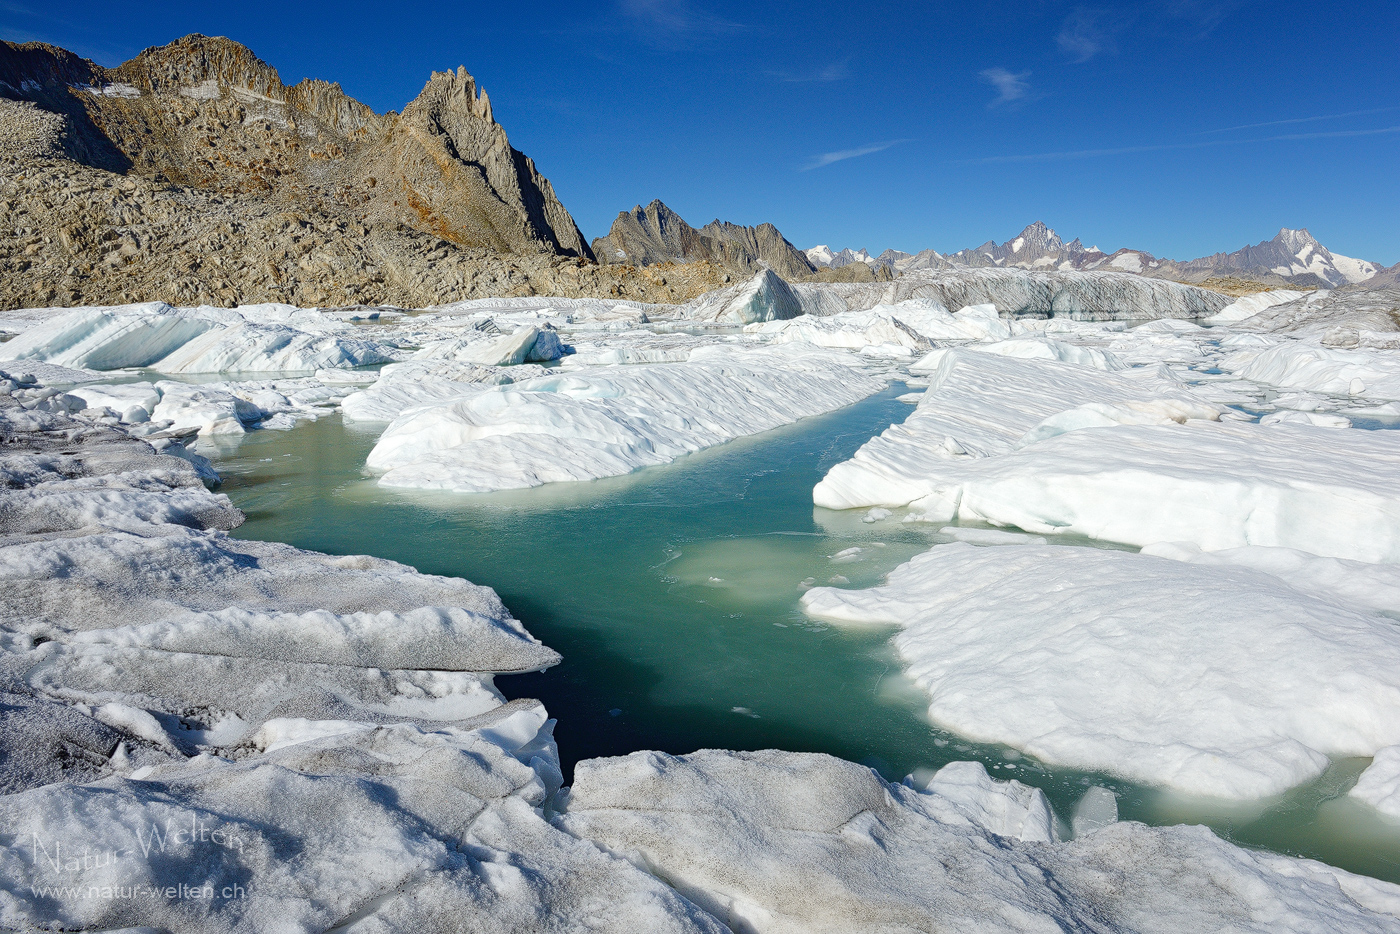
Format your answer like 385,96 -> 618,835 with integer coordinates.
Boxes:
809,223 -> 1382,287
805,246 -> 876,268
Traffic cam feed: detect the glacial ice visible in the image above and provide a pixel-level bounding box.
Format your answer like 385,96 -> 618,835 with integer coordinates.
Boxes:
974,336 -> 1124,370
1205,289 -> 1308,324
561,749 -> 1400,932
1353,747 -> 1400,819
0,302 -> 397,375
686,268 -> 804,324
0,711 -> 728,934
747,310 -> 930,356
789,266 -> 1231,319
815,348 -> 1196,507
365,347 -> 886,492
1223,341 -> 1400,400
814,349 -> 1400,560
1235,287 -> 1400,339
10,280 -> 1400,929
801,542 -> 1400,798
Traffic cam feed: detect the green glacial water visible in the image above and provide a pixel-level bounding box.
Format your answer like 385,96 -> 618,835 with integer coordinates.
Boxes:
210,384 -> 1400,884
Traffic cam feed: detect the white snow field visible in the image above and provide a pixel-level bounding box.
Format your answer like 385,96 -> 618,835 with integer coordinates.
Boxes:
8,271 -> 1400,930
363,346 -> 886,493
802,542 -> 1400,798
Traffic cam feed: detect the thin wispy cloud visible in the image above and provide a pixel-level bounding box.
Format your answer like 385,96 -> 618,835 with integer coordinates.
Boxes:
801,139 -> 903,172
957,124 -> 1400,165
617,0 -> 744,35
1160,0 -> 1245,31
1057,8 -> 1125,63
980,68 -> 1032,107
772,59 -> 850,83
1198,106 -> 1400,134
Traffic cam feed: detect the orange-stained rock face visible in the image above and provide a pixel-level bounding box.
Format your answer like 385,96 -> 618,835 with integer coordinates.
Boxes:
0,35 -> 735,309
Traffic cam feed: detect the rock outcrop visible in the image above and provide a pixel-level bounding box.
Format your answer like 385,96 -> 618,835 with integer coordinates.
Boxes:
1352,261 -> 1400,290
592,199 -> 815,280
0,36 -> 729,309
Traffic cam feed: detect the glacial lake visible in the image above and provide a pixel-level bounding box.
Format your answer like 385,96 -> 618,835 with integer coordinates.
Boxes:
210,383 -> 1400,884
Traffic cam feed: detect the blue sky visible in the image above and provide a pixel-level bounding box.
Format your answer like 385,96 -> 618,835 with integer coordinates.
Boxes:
5,0 -> 1398,264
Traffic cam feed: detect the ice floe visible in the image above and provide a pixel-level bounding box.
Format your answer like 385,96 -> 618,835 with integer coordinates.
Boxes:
801,542 -> 1400,798
365,346 -> 886,493
815,349 -> 1400,560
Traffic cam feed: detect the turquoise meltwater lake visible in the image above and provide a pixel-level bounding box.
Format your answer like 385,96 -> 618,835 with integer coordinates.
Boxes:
209,383 -> 1400,884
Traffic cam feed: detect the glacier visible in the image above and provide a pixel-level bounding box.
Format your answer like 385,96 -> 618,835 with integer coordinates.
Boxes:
789,267 -> 1232,320
6,269 -> 1400,930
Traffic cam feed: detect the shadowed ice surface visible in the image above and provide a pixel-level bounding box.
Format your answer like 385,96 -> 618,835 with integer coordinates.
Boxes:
212,384 -> 1400,884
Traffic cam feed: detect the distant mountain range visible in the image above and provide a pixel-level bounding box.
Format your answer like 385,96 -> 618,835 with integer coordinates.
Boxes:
808,222 -> 1385,289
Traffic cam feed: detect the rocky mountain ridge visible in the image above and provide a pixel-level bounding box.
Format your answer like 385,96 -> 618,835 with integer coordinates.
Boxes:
0,35 -> 728,308
592,199 -> 816,280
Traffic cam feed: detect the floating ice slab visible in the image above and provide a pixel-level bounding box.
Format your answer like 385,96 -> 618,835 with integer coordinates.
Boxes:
1138,542 -> 1400,617
815,349 -> 1195,509
562,748 -> 1400,931
340,360 -> 534,423
890,420 -> 1400,560
816,350 -> 1400,561
802,543 -> 1400,798
366,347 -> 886,493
